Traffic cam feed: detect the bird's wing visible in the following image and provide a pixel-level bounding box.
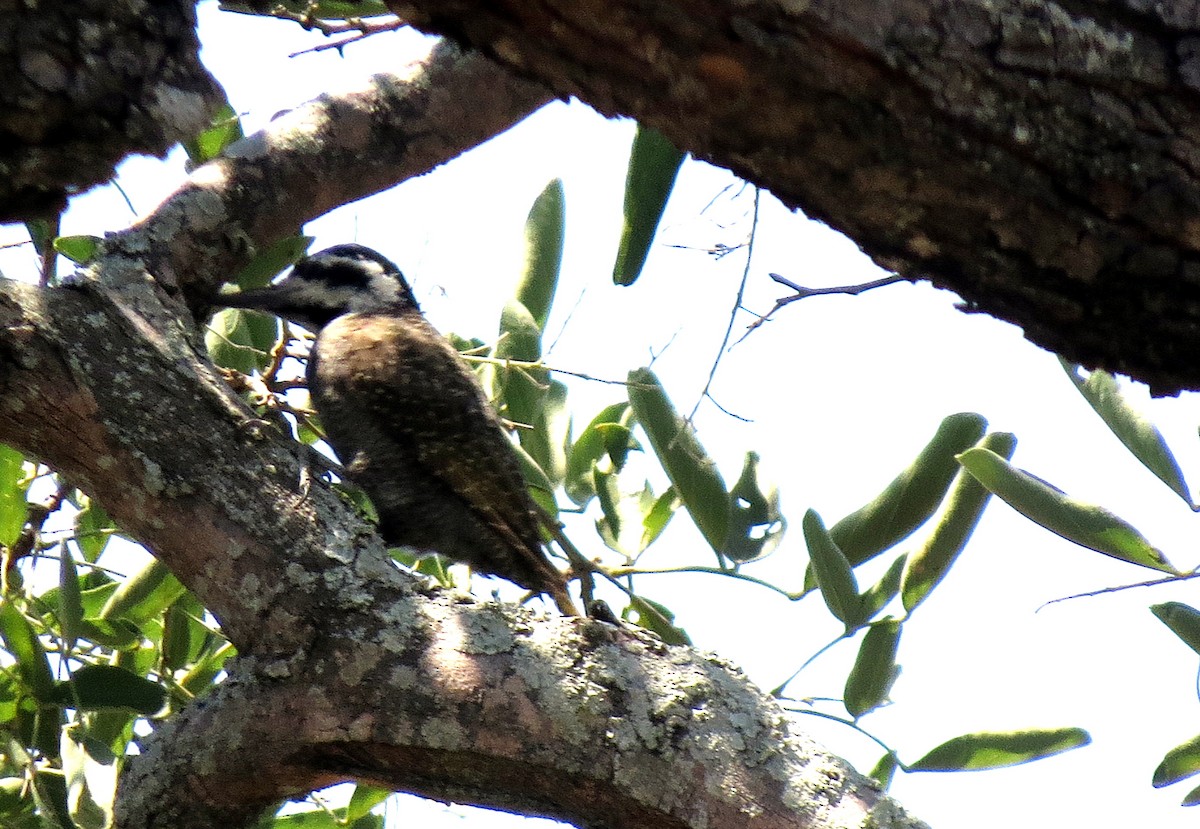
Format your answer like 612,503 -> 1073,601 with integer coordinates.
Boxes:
349,313 -> 548,549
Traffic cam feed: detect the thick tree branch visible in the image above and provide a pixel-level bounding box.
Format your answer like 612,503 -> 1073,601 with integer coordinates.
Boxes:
386,0 -> 1200,394
107,40 -> 550,319
0,0 -> 221,220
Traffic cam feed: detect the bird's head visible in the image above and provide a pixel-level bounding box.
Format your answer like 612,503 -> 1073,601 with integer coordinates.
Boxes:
215,243 -> 420,332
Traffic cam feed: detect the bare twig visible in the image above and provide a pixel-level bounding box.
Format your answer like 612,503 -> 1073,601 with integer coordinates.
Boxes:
740,273 -> 908,342
1038,569 -> 1200,608
688,187 -> 761,424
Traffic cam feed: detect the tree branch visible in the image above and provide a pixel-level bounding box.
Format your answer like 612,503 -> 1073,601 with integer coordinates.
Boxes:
103,39 -> 552,320
386,0 -> 1200,394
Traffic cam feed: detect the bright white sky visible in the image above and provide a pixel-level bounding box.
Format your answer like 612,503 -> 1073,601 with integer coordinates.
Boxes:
10,3 -> 1200,827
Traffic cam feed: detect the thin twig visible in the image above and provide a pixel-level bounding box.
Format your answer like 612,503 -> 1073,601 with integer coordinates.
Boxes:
688,188 -> 760,424
739,273 -> 908,342
1038,570 -> 1200,609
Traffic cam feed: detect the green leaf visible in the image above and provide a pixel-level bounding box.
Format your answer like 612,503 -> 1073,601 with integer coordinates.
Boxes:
1152,602 -> 1200,656
627,368 -> 730,555
526,379 -> 570,487
29,768 -> 71,829
495,300 -> 547,444
232,236 -> 313,290
844,619 -> 902,718
206,308 -> 280,375
221,0 -> 391,21
1182,782 -> 1200,807
565,403 -> 633,506
802,510 -> 860,627
52,236 -> 101,265
0,601 -> 55,700
858,554 -> 907,623
182,102 -> 245,165
910,728 -> 1091,771
868,752 -> 898,789
58,547 -> 83,651
517,179 -> 565,330
0,444 -> 29,547
346,784 -> 392,822
613,125 -> 685,285
61,724 -> 116,829
98,560 -> 186,624
723,452 -> 786,562
73,494 -> 113,562
829,413 -> 987,567
1155,734 -> 1200,787
46,666 -> 166,715
24,218 -> 56,259
179,642 -> 237,696
75,619 -> 140,651
641,487 -> 681,551
623,596 -> 691,646
1060,359 -> 1193,506
902,432 -> 1017,612
958,447 -> 1177,573
595,476 -> 665,556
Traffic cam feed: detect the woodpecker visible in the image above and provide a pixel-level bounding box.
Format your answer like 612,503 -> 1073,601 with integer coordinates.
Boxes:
214,244 -> 578,615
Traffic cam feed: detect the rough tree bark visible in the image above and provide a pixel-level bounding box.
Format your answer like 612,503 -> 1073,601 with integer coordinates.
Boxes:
388,0 -> 1200,395
0,0 -> 221,221
0,44 -> 924,829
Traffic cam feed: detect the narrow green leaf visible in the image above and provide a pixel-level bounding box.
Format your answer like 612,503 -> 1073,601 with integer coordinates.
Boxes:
868,752 -> 898,789
902,432 -> 1017,612
75,619 -> 140,651
724,452 -> 786,562
1155,734 -> 1200,787
958,448 -> 1177,573
830,413 -> 987,566
858,554 -> 907,623
565,403 -> 633,506
623,596 -> 691,645
98,560 -> 185,624
802,510 -> 860,627
182,102 -> 245,165
613,125 -> 685,286
25,218 -> 56,259
47,666 -> 166,715
1151,603 -> 1200,656
495,301 -> 547,448
29,768 -> 71,829
233,235 -> 313,290
58,547 -> 83,651
628,368 -> 730,554
73,494 -> 113,562
179,642 -> 237,696
844,619 -> 902,717
52,236 -> 101,265
641,487 -> 681,551
61,724 -> 116,829
517,179 -> 565,330
1181,782 -> 1200,807
1060,359 -> 1193,506
525,379 -> 570,486
0,601 -> 55,700
346,784 -> 392,822
911,728 -> 1091,771
0,444 -> 29,547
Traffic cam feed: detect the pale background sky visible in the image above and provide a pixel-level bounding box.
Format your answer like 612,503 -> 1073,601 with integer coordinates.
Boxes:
9,3 -> 1200,827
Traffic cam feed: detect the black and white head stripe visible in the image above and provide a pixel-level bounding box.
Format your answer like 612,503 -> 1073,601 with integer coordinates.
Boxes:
214,244 -> 420,332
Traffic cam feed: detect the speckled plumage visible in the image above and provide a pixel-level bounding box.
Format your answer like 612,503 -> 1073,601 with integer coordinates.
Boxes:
216,244 -> 577,615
